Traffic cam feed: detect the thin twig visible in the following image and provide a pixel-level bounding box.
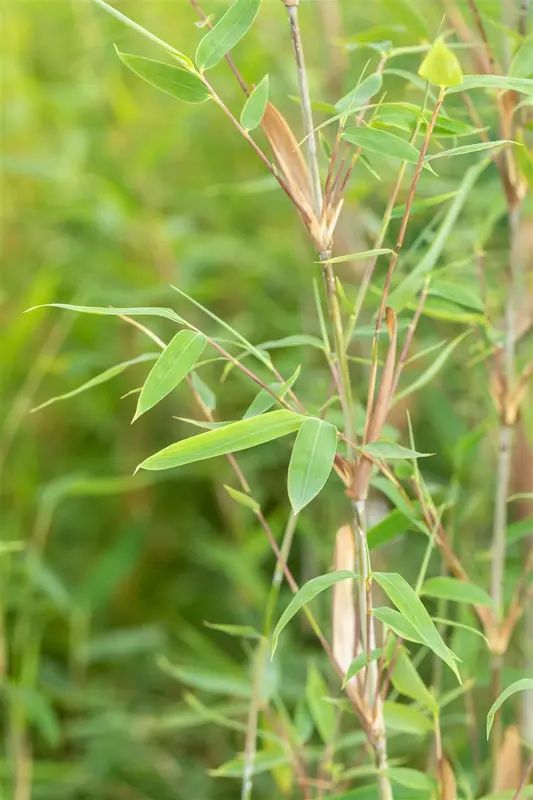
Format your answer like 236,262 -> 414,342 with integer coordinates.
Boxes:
285,3 -> 322,216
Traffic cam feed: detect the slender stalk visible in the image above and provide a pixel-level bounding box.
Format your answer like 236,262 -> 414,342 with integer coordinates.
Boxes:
513,751 -> 533,800
242,512 -> 298,800
490,206 -> 522,786
363,89 -> 445,435
321,255 -> 356,457
285,3 -> 322,216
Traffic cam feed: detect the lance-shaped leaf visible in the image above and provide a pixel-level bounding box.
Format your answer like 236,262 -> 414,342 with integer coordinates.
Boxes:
335,72 -> 383,114
243,365 -> 300,419
116,51 -> 211,104
92,0 -> 193,68
134,330 -> 206,420
32,354 -> 158,413
26,303 -> 184,324
288,418 -> 337,513
138,409 -> 304,471
426,140 -> 514,161
394,332 -> 470,402
421,576 -> 493,607
487,678 -> 533,738
223,485 -> 260,512
374,572 -> 460,678
361,441 -> 432,460
342,126 -> 420,163
196,0 -> 261,71
272,571 -> 358,655
373,607 -> 425,645
240,75 -> 269,131
390,646 -> 438,713
343,649 -> 383,687
446,74 -> 533,96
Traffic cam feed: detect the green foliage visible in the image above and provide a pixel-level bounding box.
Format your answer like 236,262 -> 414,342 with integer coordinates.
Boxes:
5,0 -> 533,796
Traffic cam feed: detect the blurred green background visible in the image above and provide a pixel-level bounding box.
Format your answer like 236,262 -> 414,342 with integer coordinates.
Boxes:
3,0 -> 533,797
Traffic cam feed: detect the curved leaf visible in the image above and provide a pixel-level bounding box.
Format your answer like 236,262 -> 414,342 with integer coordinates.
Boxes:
383,701 -> 433,735
288,418 -> 337,513
272,571 -> 358,655
372,607 -> 425,644
421,576 -> 493,607
196,0 -> 261,71
426,140 -> 513,161
374,572 -> 460,678
487,678 -> 533,738
446,74 -> 533,96
335,72 -> 383,114
343,648 -> 383,687
32,354 -> 158,413
361,441 -> 432,460
26,303 -> 184,324
92,0 -> 193,68
241,75 -> 269,130
390,646 -> 438,713
134,330 -> 206,420
138,409 -> 304,471
342,126 -> 420,163
116,51 -> 210,104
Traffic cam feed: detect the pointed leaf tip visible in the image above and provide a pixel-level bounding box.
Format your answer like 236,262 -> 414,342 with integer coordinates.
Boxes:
288,418 -> 337,513
134,330 -> 206,420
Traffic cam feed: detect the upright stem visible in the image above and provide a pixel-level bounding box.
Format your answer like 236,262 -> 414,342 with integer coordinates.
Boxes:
490,203 -> 522,788
321,256 -> 356,458
285,3 -> 322,216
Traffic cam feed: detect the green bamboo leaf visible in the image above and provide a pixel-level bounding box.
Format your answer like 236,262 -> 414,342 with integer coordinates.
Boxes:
426,140 -> 514,161
320,248 -> 393,265
240,75 -> 269,130
509,37 -> 533,78
429,282 -> 483,311
288,418 -> 337,513
390,191 -> 458,219
158,656 -> 251,697
487,678 -> 533,738
92,0 -> 193,68
134,330 -> 206,420
390,646 -> 438,713
372,607 -> 425,645
419,38 -> 463,87
432,617 -> 489,644
204,621 -> 260,639
26,303 -> 184,324
306,665 -> 336,744
446,74 -> 533,96
394,332 -> 470,402
388,768 -> 436,791
335,72 -> 383,114
272,571 -> 358,654
383,701 -> 433,735
210,751 -> 289,777
342,126 -> 420,163
223,484 -> 260,512
343,649 -> 383,687
243,365 -> 300,419
374,572 -> 460,678
367,509 -> 411,550
196,0 -> 261,71
388,157 -> 489,311
31,354 -> 158,413
421,577 -> 493,607
361,441 -> 432,460
138,409 -> 304,471
116,51 -> 211,104
190,371 -> 217,410
257,334 -> 324,350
